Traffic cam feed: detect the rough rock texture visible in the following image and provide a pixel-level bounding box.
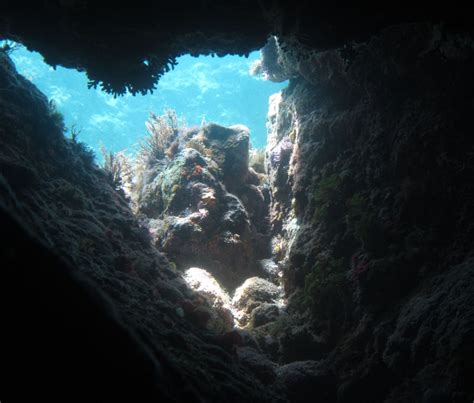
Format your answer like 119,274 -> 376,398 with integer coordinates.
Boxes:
2,3 -> 467,96
232,277 -> 282,328
1,5 -> 474,401
0,202 -> 167,402
0,51 -> 280,402
236,346 -> 277,385
136,122 -> 271,290
249,302 -> 280,329
183,267 -> 234,333
264,23 -> 474,401
276,360 -> 337,403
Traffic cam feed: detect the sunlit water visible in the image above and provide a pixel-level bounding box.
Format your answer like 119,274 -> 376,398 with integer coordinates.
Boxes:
7,44 -> 286,158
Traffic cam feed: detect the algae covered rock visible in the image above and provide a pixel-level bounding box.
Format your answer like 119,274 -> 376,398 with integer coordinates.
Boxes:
183,267 -> 234,333
259,23 -> 474,402
202,123 -> 250,191
135,122 -> 271,290
259,258 -> 280,281
236,346 -> 277,384
248,302 -> 280,328
232,277 -> 281,327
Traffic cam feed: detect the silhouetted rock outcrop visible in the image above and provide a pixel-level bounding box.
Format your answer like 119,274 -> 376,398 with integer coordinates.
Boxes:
0,51 -> 280,402
1,3 -> 470,95
1,6 -> 474,401
262,23 -> 474,401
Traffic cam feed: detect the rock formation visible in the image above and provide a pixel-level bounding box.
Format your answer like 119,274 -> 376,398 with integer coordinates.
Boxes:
262,23 -> 474,401
1,5 -> 474,402
2,3 -> 467,96
0,51 -> 280,402
134,121 -> 271,291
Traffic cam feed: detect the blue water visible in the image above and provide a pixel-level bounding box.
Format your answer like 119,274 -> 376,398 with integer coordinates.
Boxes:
8,44 -> 286,157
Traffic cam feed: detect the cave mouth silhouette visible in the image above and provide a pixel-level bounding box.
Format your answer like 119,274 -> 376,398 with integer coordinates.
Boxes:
2,38 -> 292,335
3,39 -> 287,157
2,7 -> 474,401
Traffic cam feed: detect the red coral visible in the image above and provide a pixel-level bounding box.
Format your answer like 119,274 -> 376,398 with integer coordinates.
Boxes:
192,164 -> 203,177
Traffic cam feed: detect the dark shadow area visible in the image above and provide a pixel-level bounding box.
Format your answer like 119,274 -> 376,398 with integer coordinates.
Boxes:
1,4 -> 474,402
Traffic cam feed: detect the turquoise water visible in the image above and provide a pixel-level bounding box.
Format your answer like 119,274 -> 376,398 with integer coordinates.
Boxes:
8,44 -> 286,157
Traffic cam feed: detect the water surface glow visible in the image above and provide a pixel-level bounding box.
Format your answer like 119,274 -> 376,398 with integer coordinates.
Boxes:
8,44 -> 286,156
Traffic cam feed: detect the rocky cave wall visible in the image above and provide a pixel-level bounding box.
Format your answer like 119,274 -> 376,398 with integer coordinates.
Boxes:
1,3 -> 470,95
264,23 -> 474,401
0,52 -> 282,402
1,5 -> 474,403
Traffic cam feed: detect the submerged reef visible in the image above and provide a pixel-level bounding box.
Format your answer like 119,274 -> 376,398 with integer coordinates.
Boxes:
133,119 -> 271,291
1,6 -> 474,402
129,112 -> 286,332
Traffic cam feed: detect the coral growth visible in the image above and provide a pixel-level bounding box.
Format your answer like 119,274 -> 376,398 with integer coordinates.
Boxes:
2,10 -> 474,401
100,145 -> 132,190
140,110 -> 182,162
134,121 -> 271,290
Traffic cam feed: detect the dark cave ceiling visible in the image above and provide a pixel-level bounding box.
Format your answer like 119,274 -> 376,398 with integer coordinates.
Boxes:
1,2 -> 472,95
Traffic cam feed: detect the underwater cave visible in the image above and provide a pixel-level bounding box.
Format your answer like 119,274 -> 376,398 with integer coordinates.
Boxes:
1,3 -> 474,403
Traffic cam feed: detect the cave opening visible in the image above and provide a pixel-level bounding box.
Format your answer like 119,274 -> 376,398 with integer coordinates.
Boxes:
3,38 -> 292,330
2,7 -> 474,401
4,39 -> 286,154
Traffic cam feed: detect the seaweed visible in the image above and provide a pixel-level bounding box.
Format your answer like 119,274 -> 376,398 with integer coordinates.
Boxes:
139,109 -> 184,163
0,40 -> 22,55
48,100 -> 66,133
249,148 -> 266,174
100,145 -> 132,190
312,173 -> 343,222
68,125 -> 96,168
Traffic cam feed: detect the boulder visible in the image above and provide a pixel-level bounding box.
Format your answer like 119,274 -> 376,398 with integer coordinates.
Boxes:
136,123 -> 271,291
183,267 -> 233,333
248,303 -> 280,328
232,277 -> 281,327
202,123 -> 250,191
